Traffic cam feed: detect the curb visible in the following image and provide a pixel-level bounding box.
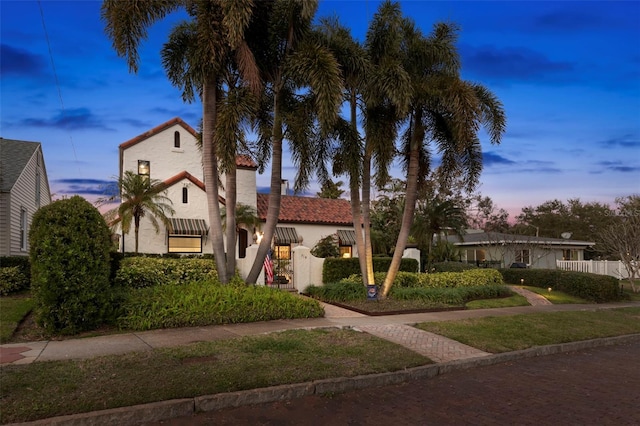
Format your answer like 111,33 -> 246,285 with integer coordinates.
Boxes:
8,333 -> 640,426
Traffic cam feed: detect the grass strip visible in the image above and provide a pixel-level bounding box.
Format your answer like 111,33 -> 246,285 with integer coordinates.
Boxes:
0,296 -> 34,343
416,307 -> 640,353
0,328 -> 429,424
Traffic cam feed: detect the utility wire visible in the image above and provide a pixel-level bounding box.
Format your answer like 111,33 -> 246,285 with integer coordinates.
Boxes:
37,0 -> 81,177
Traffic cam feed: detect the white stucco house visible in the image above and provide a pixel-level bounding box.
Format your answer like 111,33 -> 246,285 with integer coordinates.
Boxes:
445,230 -> 595,269
0,138 -> 52,256
116,117 -> 357,263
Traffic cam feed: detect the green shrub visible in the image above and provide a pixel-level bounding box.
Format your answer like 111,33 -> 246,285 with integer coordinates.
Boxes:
323,257 -> 419,283
118,281 -> 324,330
305,280 -> 368,302
0,256 -> 31,294
29,196 -> 117,334
114,257 -> 218,288
498,268 -> 621,303
0,267 -> 30,296
310,235 -> 340,258
391,285 -> 510,305
431,262 -> 478,273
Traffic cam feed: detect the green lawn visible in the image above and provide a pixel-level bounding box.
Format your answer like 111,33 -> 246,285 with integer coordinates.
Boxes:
0,295 -> 34,343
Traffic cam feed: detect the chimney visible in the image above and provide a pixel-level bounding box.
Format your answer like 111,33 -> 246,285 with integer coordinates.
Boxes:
281,179 -> 289,196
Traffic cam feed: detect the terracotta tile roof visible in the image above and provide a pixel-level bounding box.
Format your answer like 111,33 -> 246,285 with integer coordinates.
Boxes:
256,194 -> 353,225
119,117 -> 197,150
236,154 -> 258,169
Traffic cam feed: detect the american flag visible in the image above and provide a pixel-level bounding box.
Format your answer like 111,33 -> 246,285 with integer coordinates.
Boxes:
264,250 -> 274,285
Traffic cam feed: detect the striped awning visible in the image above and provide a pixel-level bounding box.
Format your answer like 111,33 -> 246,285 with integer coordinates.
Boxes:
275,227 -> 299,244
169,218 -> 209,236
337,229 -> 356,245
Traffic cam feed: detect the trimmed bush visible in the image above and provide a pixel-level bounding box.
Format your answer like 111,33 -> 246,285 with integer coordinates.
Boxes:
29,196 -> 117,334
0,266 -> 30,296
498,268 -> 621,303
391,285 -> 511,305
114,257 -> 218,288
0,256 -> 31,294
431,262 -> 478,273
118,281 -> 324,330
323,257 -> 419,283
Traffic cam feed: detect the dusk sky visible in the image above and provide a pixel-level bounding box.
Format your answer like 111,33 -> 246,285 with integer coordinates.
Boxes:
1,0 -> 639,219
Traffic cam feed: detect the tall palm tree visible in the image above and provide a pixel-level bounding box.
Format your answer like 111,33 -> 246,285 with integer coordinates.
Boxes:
316,16 -> 370,284
105,171 -> 175,253
102,0 -> 259,283
244,0 -> 343,284
380,15 -> 506,297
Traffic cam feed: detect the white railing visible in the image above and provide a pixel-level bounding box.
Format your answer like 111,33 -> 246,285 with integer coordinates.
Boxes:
556,260 -> 629,279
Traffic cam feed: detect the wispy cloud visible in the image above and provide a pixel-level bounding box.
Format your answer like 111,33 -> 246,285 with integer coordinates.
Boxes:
592,161 -> 640,173
599,135 -> 640,149
483,151 -> 516,166
55,178 -> 117,196
22,108 -> 113,130
0,43 -> 46,78
461,45 -> 573,83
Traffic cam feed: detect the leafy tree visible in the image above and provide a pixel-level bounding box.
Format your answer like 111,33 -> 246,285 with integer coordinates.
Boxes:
311,234 -> 340,258
467,195 -> 511,232
245,0 -> 343,284
598,195 -> 640,292
102,0 -> 259,283
103,171 -> 175,254
316,180 -> 345,199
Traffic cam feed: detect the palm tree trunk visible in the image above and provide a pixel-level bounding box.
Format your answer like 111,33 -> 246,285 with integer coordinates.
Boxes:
225,163 -> 237,280
134,215 -> 140,254
361,146 -> 375,286
203,80 -> 228,283
348,91 -> 368,284
246,89 -> 284,284
381,117 -> 423,297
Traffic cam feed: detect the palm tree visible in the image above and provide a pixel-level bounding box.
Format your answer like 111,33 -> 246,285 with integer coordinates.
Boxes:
244,0 -> 343,284
102,0 -> 259,283
105,171 -> 175,253
317,16 -> 371,284
378,8 -> 506,297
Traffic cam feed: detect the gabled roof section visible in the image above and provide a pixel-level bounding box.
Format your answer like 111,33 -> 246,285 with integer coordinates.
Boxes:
159,171 -> 225,204
257,194 -> 353,225
446,232 -> 594,247
0,138 -> 41,192
119,117 -> 198,150
161,171 -> 206,192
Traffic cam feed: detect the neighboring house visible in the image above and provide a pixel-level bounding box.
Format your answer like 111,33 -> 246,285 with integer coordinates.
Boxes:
445,230 -> 594,269
117,118 -> 356,258
0,138 -> 52,256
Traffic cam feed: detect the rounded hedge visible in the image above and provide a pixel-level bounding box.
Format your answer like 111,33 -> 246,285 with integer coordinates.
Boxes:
29,196 -> 115,334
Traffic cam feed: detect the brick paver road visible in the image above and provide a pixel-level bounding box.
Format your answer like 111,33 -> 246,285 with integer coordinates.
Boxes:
155,341 -> 640,426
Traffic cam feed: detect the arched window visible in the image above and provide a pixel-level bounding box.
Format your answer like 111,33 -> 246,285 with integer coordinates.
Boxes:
174,131 -> 180,148
182,187 -> 188,204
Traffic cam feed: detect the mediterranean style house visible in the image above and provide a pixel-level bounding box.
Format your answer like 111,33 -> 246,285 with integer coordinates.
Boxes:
0,138 -> 52,256
116,117 -> 357,262
445,230 -> 595,269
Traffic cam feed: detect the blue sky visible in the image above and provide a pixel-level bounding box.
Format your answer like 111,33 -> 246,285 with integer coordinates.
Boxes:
1,0 -> 639,218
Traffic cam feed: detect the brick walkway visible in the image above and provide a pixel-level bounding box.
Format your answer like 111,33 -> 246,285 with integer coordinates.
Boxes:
508,285 -> 553,305
356,324 -> 490,362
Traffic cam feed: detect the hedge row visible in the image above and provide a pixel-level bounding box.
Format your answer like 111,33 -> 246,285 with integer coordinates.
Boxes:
114,257 -> 218,288
323,257 -> 419,283
499,268 -> 621,303
118,282 -> 324,330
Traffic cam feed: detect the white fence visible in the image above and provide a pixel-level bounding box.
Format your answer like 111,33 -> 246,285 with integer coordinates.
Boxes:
556,260 -> 629,280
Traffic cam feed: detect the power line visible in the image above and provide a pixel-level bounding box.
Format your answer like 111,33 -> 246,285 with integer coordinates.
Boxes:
37,0 -> 81,177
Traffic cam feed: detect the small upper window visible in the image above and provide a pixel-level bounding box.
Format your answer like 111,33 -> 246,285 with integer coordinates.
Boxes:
182,187 -> 188,204
174,131 -> 180,148
138,160 -> 150,178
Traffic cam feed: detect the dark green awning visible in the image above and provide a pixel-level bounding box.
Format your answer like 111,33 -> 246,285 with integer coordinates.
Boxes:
169,218 -> 208,235
275,227 -> 299,244
337,229 -> 356,245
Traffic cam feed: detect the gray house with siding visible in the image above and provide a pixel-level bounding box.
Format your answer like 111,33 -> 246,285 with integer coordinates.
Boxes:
0,138 -> 52,256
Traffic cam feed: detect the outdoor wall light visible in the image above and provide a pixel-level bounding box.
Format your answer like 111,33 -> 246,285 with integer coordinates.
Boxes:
256,232 -> 264,244
548,287 -> 552,293
520,278 -> 524,285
